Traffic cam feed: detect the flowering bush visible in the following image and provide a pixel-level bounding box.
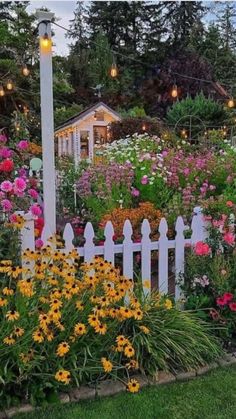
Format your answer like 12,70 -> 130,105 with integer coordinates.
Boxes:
76,162 -> 134,223
181,210 -> 236,345
0,248 -> 221,408
100,202 -> 162,241
0,133 -> 41,218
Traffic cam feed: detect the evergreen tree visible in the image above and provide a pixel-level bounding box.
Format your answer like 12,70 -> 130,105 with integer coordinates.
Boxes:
217,2 -> 236,51
163,1 -> 206,48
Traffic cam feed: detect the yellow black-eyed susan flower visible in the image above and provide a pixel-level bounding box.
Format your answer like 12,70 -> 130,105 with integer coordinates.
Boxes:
101,357 -> 113,373
6,310 -> 20,321
56,342 -> 70,357
55,369 -> 71,384
127,379 -> 140,393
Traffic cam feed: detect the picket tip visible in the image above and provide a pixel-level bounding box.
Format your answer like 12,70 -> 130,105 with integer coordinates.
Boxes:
123,219 -> 133,235
141,218 -> 151,235
158,217 -> 168,235
104,221 -> 114,236
175,216 -> 185,232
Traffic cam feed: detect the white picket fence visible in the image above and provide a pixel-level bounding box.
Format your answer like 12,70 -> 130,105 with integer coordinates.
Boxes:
20,207 -> 208,300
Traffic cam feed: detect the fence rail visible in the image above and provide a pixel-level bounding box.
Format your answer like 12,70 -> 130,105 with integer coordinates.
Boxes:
20,207 -> 208,300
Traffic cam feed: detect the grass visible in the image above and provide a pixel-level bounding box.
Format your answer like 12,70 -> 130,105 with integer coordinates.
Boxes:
16,365 -> 236,419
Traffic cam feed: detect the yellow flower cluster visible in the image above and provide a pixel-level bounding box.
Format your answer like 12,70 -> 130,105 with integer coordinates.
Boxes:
0,246 -> 173,391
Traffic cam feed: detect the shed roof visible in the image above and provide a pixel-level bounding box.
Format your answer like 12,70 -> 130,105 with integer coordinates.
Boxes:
55,102 -> 121,132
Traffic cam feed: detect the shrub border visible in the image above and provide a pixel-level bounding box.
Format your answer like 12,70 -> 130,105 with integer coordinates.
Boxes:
1,353 -> 236,418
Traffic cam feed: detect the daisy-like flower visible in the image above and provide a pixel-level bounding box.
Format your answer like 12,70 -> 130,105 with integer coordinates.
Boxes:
101,357 -> 113,373
75,300 -> 85,311
116,335 -> 129,346
55,369 -> 71,384
127,379 -> 140,393
3,335 -> 16,345
94,322 -> 107,335
88,314 -> 100,327
6,310 -> 20,321
125,359 -> 139,370
139,325 -> 150,334
14,327 -> 25,337
74,323 -> 86,336
133,309 -> 143,320
124,345 -> 135,358
50,298 -> 63,309
2,287 -> 14,296
32,329 -> 44,343
0,297 -> 8,307
56,342 -> 70,357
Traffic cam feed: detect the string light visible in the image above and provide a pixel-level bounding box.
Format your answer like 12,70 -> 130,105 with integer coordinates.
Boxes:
142,124 -> 146,131
110,54 -> 118,78
22,65 -> 30,76
6,80 -> 13,91
171,84 -> 178,98
0,85 -> 5,97
227,97 -> 235,108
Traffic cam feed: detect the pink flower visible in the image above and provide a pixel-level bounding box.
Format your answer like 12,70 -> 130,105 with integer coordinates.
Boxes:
28,189 -> 39,199
0,134 -> 7,143
0,147 -> 12,158
14,177 -> 26,192
9,213 -> 18,223
17,140 -> 29,150
141,175 -> 149,185
30,203 -> 42,217
0,180 -> 13,193
131,188 -> 140,197
1,199 -> 12,212
194,241 -> 211,256
226,200 -> 233,208
35,239 -> 44,249
223,293 -> 233,303
229,302 -> 236,312
223,232 -> 235,246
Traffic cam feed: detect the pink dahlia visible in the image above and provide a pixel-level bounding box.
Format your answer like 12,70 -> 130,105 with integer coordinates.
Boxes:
17,140 -> 29,150
28,189 -> 39,199
30,203 -> 42,217
0,181 -> 13,193
14,177 -> 27,192
35,239 -> 44,249
223,232 -> 235,246
1,199 -> 12,212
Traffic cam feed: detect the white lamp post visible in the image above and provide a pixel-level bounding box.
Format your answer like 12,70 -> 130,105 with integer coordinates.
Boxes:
36,10 -> 56,236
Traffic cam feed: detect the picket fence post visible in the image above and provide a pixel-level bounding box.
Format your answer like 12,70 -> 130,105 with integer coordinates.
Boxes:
141,219 -> 151,296
104,221 -> 115,264
84,222 -> 95,262
175,216 -> 185,301
191,206 -> 208,244
63,223 -> 74,251
158,218 -> 169,294
123,220 -> 133,279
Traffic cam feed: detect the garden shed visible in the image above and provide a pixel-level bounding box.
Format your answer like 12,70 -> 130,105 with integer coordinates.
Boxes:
55,102 -> 121,162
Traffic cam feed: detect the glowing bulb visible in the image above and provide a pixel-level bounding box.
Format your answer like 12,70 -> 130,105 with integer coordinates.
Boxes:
6,80 -> 13,91
181,129 -> 186,137
0,85 -> 5,97
110,63 -> 118,78
171,84 -> 178,98
142,124 -> 146,131
22,65 -> 30,76
227,98 -> 235,108
40,33 -> 52,50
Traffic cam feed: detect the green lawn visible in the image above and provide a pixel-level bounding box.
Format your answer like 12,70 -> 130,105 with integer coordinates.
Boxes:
16,366 -> 236,419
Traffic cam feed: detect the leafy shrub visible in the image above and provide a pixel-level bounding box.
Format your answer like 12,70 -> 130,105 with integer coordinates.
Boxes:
0,248 -> 221,408
109,117 -> 163,142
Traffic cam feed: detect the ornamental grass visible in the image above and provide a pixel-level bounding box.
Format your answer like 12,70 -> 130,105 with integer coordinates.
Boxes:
0,246 -> 222,408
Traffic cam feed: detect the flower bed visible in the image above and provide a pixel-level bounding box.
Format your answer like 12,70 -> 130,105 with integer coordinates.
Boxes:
0,246 -> 222,408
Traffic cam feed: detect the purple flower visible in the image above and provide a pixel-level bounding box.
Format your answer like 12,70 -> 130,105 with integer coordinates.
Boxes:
141,175 -> 149,185
1,199 -> 12,212
131,188 -> 140,197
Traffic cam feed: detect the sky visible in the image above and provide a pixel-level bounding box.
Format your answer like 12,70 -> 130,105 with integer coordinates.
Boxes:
27,1 -> 78,55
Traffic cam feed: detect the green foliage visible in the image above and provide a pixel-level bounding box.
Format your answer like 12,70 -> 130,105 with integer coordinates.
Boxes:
54,104 -> 83,128
166,93 -> 229,132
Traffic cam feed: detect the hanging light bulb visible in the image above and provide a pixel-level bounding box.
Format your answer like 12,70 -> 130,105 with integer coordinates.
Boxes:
22,65 -> 30,76
142,124 -> 146,131
6,80 -> 13,91
0,85 -> 5,97
110,54 -> 118,78
40,32 -> 52,50
171,84 -> 178,98
227,97 -> 235,108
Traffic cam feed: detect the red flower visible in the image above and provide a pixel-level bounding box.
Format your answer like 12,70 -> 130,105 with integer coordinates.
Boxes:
194,241 -> 211,256
74,227 -> 84,235
223,292 -> 233,303
35,217 -> 44,235
223,232 -> 235,246
216,296 -> 227,306
0,159 -> 14,172
229,302 -> 236,312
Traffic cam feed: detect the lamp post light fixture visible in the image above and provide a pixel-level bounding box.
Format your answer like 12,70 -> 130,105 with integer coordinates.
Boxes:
36,9 -> 56,237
